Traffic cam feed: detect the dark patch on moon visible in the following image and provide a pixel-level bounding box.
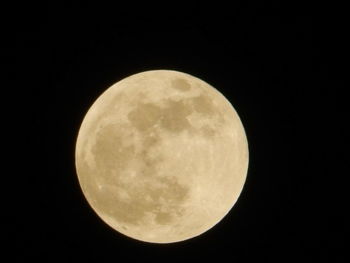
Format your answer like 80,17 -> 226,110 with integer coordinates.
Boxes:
127,103 -> 162,131
171,78 -> 191,91
192,94 -> 216,115
128,98 -> 194,134
160,99 -> 193,133
200,124 -> 217,138
155,212 -> 173,225
90,165 -> 189,226
91,124 -> 135,179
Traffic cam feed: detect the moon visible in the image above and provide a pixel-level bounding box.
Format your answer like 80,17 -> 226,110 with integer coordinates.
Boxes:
75,70 -> 249,243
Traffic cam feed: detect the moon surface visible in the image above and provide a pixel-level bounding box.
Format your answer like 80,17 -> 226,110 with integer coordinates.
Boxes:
75,70 -> 249,243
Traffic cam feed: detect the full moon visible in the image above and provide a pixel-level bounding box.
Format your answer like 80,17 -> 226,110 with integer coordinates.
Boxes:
75,70 -> 249,243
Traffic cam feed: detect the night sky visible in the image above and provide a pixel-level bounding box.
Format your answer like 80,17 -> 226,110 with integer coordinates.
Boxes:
14,2 -> 345,262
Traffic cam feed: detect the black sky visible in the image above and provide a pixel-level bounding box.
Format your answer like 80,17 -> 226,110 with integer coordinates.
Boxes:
14,1 -> 345,262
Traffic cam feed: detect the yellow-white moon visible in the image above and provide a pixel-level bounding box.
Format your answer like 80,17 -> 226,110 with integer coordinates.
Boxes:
75,70 -> 249,243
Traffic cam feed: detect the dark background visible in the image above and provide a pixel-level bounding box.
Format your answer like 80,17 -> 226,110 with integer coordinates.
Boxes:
14,1 -> 345,262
